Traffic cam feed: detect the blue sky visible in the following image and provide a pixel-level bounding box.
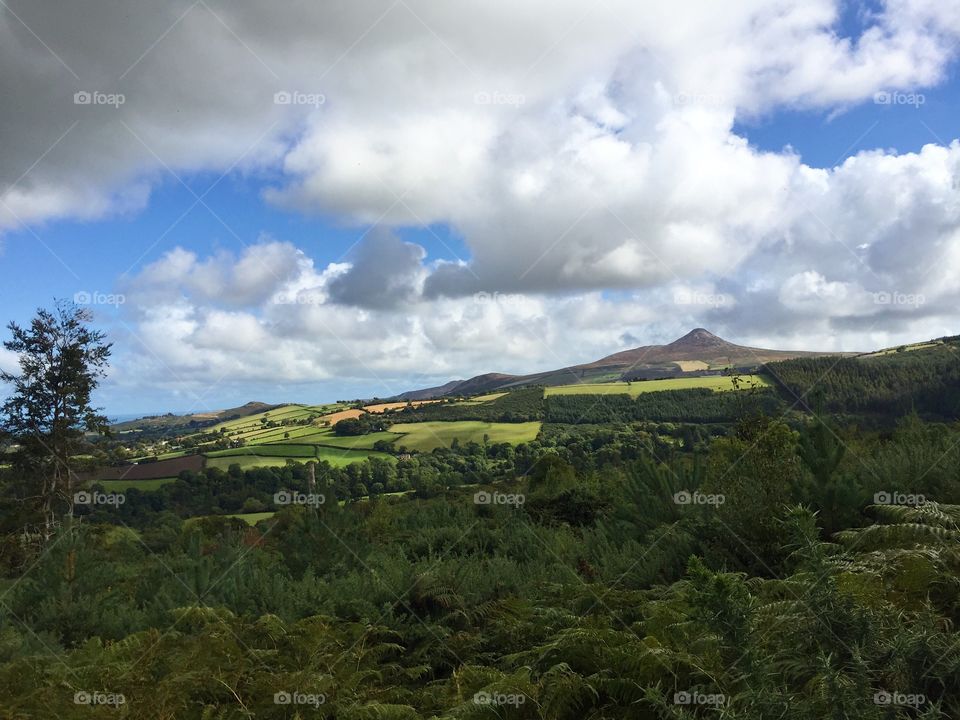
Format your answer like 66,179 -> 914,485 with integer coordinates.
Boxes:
2,1 -> 960,415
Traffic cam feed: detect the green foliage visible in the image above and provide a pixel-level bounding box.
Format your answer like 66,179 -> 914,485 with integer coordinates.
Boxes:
767,340 -> 960,420
545,387 -> 782,424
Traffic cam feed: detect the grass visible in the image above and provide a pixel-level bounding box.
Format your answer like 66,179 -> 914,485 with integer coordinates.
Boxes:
266,428 -> 401,449
453,392 -> 508,405
388,421 -> 542,451
205,446 -> 394,471
543,375 -> 771,397
224,511 -> 276,525
95,478 -> 176,492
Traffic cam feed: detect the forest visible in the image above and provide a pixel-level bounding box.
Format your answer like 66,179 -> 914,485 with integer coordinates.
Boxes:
766,338 -> 960,420
3,306 -> 960,718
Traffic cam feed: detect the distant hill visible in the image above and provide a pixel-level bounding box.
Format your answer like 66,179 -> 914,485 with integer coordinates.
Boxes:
394,328 -> 854,399
112,401 -> 280,432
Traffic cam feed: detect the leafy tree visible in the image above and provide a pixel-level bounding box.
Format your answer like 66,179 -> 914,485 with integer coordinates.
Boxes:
1,302 -> 111,536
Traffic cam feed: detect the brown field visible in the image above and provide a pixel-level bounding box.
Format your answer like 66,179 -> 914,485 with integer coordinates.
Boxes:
363,400 -> 440,413
87,454 -> 204,482
317,408 -> 366,425
673,360 -> 710,371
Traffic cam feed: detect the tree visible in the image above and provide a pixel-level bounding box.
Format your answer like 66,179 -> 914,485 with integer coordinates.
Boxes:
1,302 -> 111,536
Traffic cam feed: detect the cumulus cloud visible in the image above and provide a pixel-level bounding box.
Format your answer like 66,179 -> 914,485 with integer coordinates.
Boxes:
4,0 -> 960,401
326,229 -> 427,309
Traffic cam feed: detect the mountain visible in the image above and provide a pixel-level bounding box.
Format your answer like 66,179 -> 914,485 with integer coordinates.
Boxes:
393,328 -> 853,399
112,401 -> 280,431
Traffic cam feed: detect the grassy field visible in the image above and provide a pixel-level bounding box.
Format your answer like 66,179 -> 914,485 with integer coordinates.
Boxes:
96,478 -> 176,492
265,428 -> 401,449
205,445 -> 393,471
389,421 -> 542,451
544,374 -> 771,397
363,400 -> 440,413
224,511 -> 276,525
452,392 -> 508,405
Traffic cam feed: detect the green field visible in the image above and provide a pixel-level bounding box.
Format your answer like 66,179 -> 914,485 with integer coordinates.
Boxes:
452,392 -> 508,405
95,478 -> 176,492
543,374 -> 771,397
265,427 -> 402,449
389,421 -> 542,451
205,444 -> 318,459
205,445 -> 393,471
224,511 -> 276,525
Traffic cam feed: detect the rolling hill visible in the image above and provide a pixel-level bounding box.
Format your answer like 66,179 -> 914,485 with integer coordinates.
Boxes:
395,328 -> 852,399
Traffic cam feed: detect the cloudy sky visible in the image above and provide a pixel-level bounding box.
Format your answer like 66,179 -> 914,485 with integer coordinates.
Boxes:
1,0 -> 960,414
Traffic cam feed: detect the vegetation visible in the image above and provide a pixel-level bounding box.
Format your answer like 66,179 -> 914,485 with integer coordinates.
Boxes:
544,374 -> 771,396
4,306 -> 960,717
767,337 -> 960,420
546,387 -> 782,423
391,387 -> 545,423
389,420 -> 543,451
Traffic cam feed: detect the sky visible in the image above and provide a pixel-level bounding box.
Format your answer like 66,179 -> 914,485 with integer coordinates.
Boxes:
1,0 -> 960,415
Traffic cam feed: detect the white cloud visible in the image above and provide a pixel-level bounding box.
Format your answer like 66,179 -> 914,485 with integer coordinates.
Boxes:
4,0 -> 960,401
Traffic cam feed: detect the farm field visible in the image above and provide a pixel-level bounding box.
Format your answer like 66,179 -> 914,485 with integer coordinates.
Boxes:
96,478 -> 176,492
453,392 -> 508,404
205,445 -> 393,471
224,512 -> 276,525
317,408 -> 365,425
363,400 -> 439,413
265,428 -> 402,449
388,420 -> 542,451
544,374 -> 771,397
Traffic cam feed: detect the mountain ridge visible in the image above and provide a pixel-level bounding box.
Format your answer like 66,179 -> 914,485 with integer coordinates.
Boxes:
392,328 -> 855,400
